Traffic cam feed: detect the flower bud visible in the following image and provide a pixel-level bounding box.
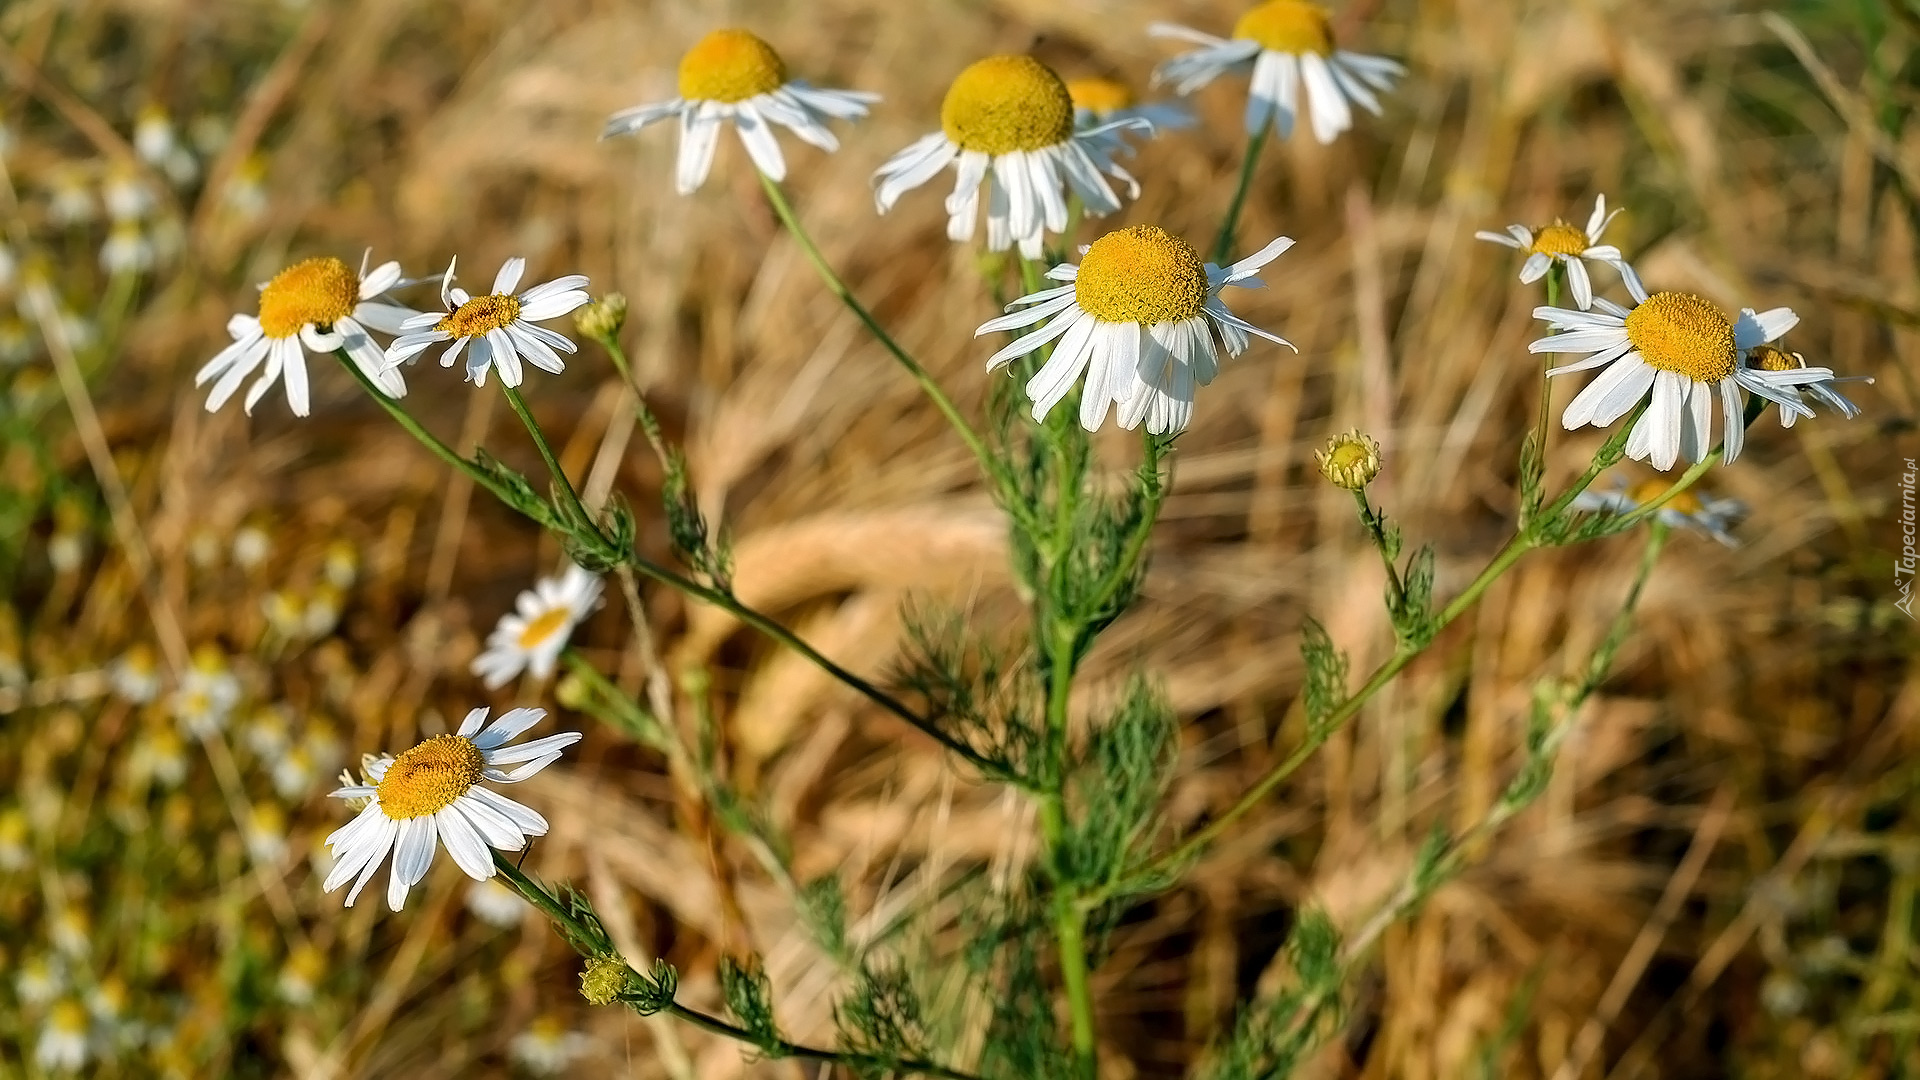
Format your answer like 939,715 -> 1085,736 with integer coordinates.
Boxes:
1315,429 -> 1382,490
579,953 -> 631,1005
574,293 -> 628,342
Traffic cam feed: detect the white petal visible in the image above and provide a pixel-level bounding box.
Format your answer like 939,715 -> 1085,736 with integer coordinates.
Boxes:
676,107 -> 723,195
436,803 -> 495,880
473,707 -> 548,750
733,103 -> 788,180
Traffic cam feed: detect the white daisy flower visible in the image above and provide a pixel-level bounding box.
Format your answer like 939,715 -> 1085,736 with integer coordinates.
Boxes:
1067,76 -> 1195,152
472,563 -> 604,689
466,878 -> 528,927
602,28 -> 877,195
16,955 -> 64,1006
1151,1 -> 1403,144
975,225 -> 1294,435
322,706 -> 581,911
1573,476 -> 1744,547
196,254 -> 415,416
101,165 -> 153,223
244,803 -> 289,863
1529,281 -> 1833,470
510,1016 -> 594,1076
383,257 -> 589,388
277,945 -> 324,1005
134,106 -> 176,167
100,223 -> 154,276
107,644 -> 161,704
170,646 -> 241,737
35,1000 -> 90,1072
873,54 -> 1143,259
1475,194 -> 1642,309
1744,344 -> 1871,429
46,165 -> 95,227
128,726 -> 188,788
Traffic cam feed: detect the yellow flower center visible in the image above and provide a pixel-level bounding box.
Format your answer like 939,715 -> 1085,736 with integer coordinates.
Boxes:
1529,222 -> 1589,258
1748,344 -> 1798,372
678,29 -> 786,104
1074,225 -> 1209,324
436,294 -> 522,339
376,735 -> 484,819
51,1000 -> 88,1034
257,257 -> 360,340
1233,1 -> 1336,56
516,607 -> 573,649
941,55 -> 1075,155
1627,479 -> 1704,516
1623,291 -> 1735,383
1067,77 -> 1135,115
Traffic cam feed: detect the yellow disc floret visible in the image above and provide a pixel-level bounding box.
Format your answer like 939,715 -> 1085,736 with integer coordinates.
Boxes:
437,294 -> 522,339
1074,225 -> 1209,325
1624,291 -> 1736,383
1748,344 -> 1800,372
941,55 -> 1075,155
1234,1 -> 1336,56
1067,77 -> 1135,115
516,607 -> 572,649
1627,478 -> 1704,517
1529,222 -> 1589,258
678,28 -> 787,104
376,734 -> 484,819
257,257 -> 360,339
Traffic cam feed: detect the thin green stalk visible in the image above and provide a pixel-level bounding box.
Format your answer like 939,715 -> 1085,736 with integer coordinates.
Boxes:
335,352 -> 1008,781
1354,489 -> 1407,607
758,174 -> 1004,486
499,378 -> 602,541
1613,451 -> 1722,530
491,854 -> 981,1080
1112,411 -> 1654,893
1039,616 -> 1098,1079
331,350 -> 519,503
1212,125 -> 1271,264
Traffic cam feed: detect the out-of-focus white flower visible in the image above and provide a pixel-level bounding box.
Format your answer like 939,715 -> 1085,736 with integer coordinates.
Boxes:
36,999 -> 90,1072
245,803 -> 289,863
50,906 -> 91,958
108,644 -> 162,704
471,563 -> 604,689
509,1015 -> 593,1075
100,223 -> 155,276
129,725 -> 188,788
170,645 -> 241,737
16,954 -> 65,1006
278,945 -> 325,1004
466,878 -> 527,928
1572,476 -> 1745,547
1475,194 -> 1641,310
384,257 -> 590,388
102,165 -> 154,223
46,166 -> 94,227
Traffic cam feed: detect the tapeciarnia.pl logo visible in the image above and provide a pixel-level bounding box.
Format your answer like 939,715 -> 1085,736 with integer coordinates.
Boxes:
1898,457 -> 1917,620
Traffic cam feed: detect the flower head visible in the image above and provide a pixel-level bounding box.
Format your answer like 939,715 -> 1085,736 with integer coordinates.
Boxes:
975,225 -> 1293,433
36,999 -> 90,1072
510,1015 -> 594,1076
1316,429 -> 1382,489
1476,194 -> 1641,310
108,644 -> 162,704
1067,76 -> 1195,150
1573,476 -> 1744,546
472,563 -> 604,689
1530,279 -> 1833,470
384,257 -> 589,388
603,28 -> 877,194
1744,344 -> 1871,429
197,253 -> 416,416
1151,2 -> 1403,143
170,644 -> 241,736
874,55 -> 1143,258
323,706 -> 581,911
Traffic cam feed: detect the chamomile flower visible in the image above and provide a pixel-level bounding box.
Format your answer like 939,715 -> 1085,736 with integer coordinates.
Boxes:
169,645 -> 240,737
975,225 -> 1294,434
383,258 -> 589,388
45,165 -> 95,227
1151,1 -> 1403,144
134,107 -> 176,166
873,55 -> 1143,259
197,254 -> 415,416
128,725 -> 188,788
472,563 -> 603,689
602,28 -> 877,194
101,165 -> 153,223
1530,280 -> 1832,470
1475,194 -> 1641,310
16,955 -> 64,1006
107,644 -> 161,704
100,223 -> 154,275
1573,476 -> 1744,547
511,1016 -> 594,1075
36,1000 -> 89,1071
1744,344 -> 1871,428
466,878 -> 527,927
278,945 -> 324,1005
1067,76 -> 1195,149
245,803 -> 289,863
322,706 -> 581,911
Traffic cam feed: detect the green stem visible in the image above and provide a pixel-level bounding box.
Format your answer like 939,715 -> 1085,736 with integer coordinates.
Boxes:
491,855 -> 980,1080
499,378 -> 601,540
1110,412 -> 1653,894
1040,616 -> 1097,1078
336,352 -> 1008,781
1354,488 -> 1407,608
758,174 -> 1004,487
1211,125 -> 1271,265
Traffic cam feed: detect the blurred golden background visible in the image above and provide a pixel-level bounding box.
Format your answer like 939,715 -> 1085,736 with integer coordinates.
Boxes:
1,0 -> 1916,1076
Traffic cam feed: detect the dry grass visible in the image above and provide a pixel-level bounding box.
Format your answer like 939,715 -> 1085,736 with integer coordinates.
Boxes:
2,0 -> 1917,1076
